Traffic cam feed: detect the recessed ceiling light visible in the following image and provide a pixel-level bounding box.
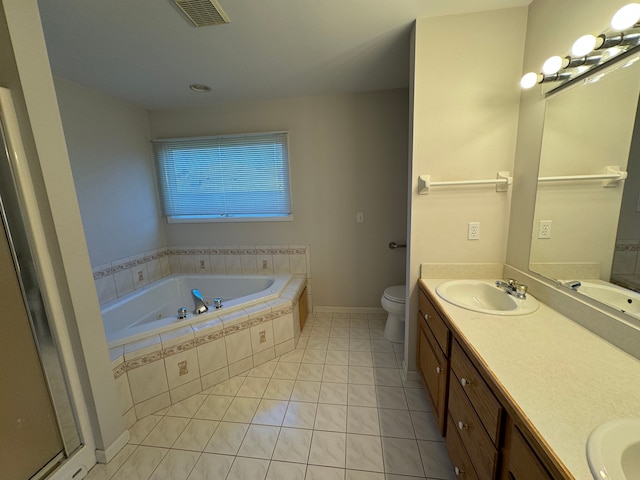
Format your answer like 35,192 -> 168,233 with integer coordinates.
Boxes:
189,84 -> 212,92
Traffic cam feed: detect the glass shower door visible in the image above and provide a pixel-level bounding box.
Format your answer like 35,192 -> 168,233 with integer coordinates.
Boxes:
0,215 -> 64,478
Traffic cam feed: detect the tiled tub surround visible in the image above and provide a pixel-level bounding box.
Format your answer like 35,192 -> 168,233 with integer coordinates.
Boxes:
612,240 -> 640,292
92,244 -> 312,308
110,276 -> 307,428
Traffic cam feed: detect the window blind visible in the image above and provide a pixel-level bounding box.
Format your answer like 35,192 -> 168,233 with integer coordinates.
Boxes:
153,131 -> 291,220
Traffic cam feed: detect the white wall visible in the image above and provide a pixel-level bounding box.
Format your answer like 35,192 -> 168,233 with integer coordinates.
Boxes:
148,90 -> 409,307
54,78 -> 165,267
407,7 -> 527,373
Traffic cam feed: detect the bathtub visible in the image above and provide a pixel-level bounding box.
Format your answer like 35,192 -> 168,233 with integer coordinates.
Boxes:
108,273 -> 306,425
102,273 -> 292,346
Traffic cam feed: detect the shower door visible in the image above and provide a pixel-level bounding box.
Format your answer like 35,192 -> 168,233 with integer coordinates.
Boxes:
0,87 -> 81,479
0,215 -> 64,479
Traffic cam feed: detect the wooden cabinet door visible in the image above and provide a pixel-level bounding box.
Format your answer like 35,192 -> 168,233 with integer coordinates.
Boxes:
506,428 -> 553,480
418,318 -> 448,436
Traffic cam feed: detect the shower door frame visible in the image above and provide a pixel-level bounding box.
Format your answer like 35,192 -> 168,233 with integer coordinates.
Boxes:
0,86 -> 97,478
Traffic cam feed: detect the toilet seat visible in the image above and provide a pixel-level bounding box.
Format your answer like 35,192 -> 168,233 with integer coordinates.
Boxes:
383,285 -> 405,304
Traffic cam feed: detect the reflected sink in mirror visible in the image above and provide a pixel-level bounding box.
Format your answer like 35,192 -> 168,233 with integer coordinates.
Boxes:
587,418 -> 640,480
571,281 -> 640,318
435,280 -> 539,316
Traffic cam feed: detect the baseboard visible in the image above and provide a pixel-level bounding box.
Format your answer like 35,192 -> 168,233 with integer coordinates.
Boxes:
95,429 -> 130,464
313,306 -> 385,314
402,360 -> 421,383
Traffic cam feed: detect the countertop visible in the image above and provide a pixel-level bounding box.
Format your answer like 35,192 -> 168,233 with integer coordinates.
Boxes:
419,278 -> 640,480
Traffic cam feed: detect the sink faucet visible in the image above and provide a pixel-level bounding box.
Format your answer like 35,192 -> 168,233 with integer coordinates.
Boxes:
563,280 -> 581,291
495,278 -> 528,299
191,289 -> 209,314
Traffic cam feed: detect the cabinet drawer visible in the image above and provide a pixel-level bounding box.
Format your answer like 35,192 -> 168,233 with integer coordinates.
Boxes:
419,288 -> 451,356
445,413 -> 479,480
448,371 -> 498,480
451,341 -> 502,444
507,427 -> 553,480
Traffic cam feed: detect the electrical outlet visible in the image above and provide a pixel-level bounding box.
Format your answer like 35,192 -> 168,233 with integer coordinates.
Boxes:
539,220 -> 552,239
468,222 -> 480,240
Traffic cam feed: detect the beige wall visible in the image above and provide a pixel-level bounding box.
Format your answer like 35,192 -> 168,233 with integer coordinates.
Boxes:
407,7 -> 527,373
148,90 -> 409,307
54,77 -> 165,267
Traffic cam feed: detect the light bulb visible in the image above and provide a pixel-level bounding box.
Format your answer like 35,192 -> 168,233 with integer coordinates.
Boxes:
572,34 -> 597,57
520,72 -> 539,89
611,3 -> 640,30
542,56 -> 563,74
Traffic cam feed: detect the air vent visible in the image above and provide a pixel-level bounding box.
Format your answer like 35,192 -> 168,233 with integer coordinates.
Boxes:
174,0 -> 230,27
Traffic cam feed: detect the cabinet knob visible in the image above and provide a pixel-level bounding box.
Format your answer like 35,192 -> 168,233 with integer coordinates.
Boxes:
454,466 -> 464,477
458,420 -> 468,430
460,377 -> 471,387
436,367 -> 442,374
424,313 -> 430,320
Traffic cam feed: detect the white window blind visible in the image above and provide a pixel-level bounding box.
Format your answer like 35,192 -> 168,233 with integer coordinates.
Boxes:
153,131 -> 292,221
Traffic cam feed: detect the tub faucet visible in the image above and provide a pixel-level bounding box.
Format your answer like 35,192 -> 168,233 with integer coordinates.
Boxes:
191,289 -> 209,314
495,278 -> 528,299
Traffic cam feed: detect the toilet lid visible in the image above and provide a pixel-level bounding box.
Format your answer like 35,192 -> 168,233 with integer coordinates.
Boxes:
384,285 -> 406,303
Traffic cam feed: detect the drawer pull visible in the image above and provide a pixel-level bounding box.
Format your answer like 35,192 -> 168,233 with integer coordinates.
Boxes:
436,366 -> 443,374
454,466 -> 464,477
457,420 -> 468,430
460,377 -> 471,387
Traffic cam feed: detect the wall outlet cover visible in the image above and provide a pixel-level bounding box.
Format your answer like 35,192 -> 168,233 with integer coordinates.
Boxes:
468,222 -> 480,240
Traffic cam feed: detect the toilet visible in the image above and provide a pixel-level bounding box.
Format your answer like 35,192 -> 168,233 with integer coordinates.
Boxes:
381,285 -> 406,343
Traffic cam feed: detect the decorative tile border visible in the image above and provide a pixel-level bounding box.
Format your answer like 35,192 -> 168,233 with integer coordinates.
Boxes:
116,304 -> 295,375
94,250 -> 168,279
93,246 -> 308,279
616,243 -> 640,252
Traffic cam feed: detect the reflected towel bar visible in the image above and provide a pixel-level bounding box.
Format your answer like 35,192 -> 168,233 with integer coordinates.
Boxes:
418,171 -> 512,195
538,166 -> 627,188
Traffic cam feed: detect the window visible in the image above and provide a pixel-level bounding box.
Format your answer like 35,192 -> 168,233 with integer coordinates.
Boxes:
153,131 -> 292,222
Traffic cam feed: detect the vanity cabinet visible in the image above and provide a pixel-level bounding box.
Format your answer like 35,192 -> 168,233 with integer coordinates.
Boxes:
418,282 -> 570,480
417,287 -> 451,436
448,340 -> 502,480
504,425 -> 553,480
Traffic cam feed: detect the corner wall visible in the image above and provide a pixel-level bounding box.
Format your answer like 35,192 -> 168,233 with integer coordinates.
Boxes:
148,90 -> 409,308
1,0 -> 125,462
54,78 -> 165,268
407,7 -> 527,373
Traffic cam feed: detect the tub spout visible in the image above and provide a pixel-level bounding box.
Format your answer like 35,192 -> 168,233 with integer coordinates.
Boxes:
191,289 -> 209,314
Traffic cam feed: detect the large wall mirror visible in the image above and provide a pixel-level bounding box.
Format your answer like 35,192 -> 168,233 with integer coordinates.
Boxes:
529,52 -> 640,320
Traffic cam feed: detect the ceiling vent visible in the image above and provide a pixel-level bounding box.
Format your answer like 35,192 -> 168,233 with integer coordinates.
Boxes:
174,0 -> 230,27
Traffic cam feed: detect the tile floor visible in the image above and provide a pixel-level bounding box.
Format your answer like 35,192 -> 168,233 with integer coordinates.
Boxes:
87,312 -> 455,480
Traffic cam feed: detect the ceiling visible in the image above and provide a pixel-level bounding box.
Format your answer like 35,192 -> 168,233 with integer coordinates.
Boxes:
37,0 -> 532,110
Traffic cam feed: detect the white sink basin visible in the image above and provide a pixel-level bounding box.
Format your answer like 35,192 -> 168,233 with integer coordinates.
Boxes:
575,281 -> 640,317
435,280 -> 539,316
587,418 -> 640,480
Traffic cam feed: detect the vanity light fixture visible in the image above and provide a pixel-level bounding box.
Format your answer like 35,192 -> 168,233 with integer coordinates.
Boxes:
521,3 -> 640,90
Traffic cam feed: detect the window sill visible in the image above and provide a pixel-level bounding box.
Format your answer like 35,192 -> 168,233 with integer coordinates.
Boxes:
166,214 -> 293,224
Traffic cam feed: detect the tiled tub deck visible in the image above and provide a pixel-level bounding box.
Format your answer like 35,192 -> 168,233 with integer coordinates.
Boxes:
110,276 -> 307,427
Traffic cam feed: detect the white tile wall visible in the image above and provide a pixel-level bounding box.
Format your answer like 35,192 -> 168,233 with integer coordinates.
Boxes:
93,245 -> 312,311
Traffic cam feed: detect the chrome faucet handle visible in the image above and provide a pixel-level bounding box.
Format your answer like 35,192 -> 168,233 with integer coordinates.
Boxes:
506,278 -> 517,286
515,284 -> 528,297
